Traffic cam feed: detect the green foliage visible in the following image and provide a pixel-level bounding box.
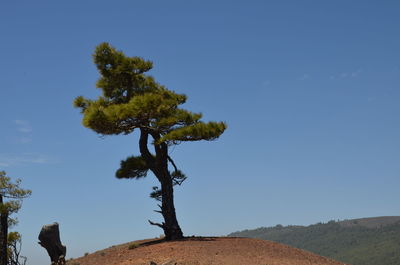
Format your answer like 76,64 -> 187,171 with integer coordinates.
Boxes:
115,156 -> 150,179
0,171 -> 30,265
150,186 -> 162,201
7,231 -> 27,265
229,218 -> 400,265
0,171 -> 31,223
7,231 -> 20,243
74,42 -> 226,142
0,172 -> 31,204
157,121 -> 227,144
93,42 -> 154,102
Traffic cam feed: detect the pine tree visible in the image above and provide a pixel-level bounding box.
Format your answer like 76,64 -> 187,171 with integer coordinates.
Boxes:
74,43 -> 227,240
0,171 -> 31,265
7,232 -> 27,265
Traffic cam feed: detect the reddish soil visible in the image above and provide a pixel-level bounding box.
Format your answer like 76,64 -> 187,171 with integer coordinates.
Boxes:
67,237 -> 348,265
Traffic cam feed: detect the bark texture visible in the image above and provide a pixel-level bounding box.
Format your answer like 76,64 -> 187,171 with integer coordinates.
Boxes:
38,223 -> 66,264
160,178 -> 183,240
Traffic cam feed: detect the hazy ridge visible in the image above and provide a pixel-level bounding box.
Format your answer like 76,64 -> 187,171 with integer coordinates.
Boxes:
228,216 -> 400,265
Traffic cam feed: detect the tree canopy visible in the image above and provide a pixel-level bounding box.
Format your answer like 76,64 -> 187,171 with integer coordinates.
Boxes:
0,171 -> 31,226
74,43 -> 226,143
0,171 -> 31,265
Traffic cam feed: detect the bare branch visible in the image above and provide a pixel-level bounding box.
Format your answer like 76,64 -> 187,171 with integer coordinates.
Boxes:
148,220 -> 165,229
139,129 -> 155,166
149,132 -> 168,166
167,156 -> 178,172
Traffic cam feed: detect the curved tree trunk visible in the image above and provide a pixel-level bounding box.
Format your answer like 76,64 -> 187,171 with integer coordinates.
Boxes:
140,129 -> 183,240
0,195 -> 8,265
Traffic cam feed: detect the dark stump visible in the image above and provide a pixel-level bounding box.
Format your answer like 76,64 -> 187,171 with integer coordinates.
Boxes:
38,223 -> 66,265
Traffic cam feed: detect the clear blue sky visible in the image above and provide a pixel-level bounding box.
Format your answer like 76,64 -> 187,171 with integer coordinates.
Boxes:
1,1 -> 399,264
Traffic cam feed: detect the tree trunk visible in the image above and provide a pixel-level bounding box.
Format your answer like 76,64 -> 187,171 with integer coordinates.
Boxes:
139,129 -> 183,240
38,223 -> 66,264
159,175 -> 183,240
0,195 -> 8,265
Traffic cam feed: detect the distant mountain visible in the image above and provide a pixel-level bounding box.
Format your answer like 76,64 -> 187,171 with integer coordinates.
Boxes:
228,216 -> 400,265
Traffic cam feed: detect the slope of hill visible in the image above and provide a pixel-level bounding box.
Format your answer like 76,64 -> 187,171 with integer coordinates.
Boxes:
66,237 -> 347,265
228,216 -> 400,265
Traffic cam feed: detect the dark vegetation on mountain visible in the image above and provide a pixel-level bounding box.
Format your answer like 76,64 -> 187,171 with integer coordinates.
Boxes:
228,216 -> 400,265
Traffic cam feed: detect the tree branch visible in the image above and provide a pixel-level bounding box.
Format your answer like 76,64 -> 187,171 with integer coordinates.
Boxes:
167,156 -> 178,173
149,132 -> 168,163
152,204 -> 163,214
139,129 -> 155,166
148,220 -> 165,229
2,194 -> 30,199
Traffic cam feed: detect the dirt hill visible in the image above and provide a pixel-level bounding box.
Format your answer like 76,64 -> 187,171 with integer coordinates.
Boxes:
67,237 -> 347,265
